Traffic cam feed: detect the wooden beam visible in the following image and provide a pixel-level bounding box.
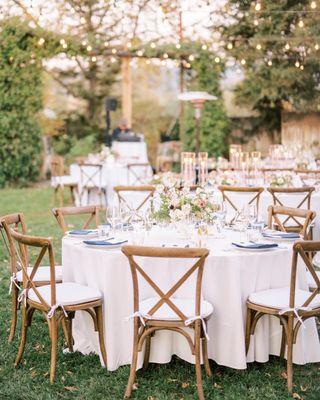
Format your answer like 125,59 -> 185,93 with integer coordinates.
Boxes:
121,56 -> 132,128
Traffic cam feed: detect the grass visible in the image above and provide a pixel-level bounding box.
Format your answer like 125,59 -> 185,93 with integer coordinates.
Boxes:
0,187 -> 319,400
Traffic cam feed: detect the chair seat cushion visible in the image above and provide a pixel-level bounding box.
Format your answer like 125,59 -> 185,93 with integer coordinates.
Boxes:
51,176 -> 78,187
28,282 -> 102,306
139,297 -> 213,321
248,287 -> 320,309
16,266 -> 63,283
307,270 -> 320,289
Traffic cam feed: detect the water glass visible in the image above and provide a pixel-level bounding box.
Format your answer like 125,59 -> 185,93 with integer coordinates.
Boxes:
98,224 -> 111,238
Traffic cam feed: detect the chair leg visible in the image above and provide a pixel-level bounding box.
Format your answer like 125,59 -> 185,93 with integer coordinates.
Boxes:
61,317 -> 73,353
14,304 -> 29,366
194,322 -> 205,400
286,317 -> 294,394
53,187 -> 57,207
280,325 -> 286,359
95,305 -> 107,367
125,320 -> 140,398
8,286 -> 19,343
245,307 -> 253,354
49,317 -> 58,384
202,337 -> 212,377
143,334 -> 151,370
59,185 -> 64,207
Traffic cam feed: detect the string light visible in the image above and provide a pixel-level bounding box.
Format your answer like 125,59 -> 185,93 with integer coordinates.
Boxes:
298,20 -> 304,28
60,39 -> 66,45
256,43 -> 262,50
285,43 -> 290,50
300,64 -> 304,70
267,60 -> 272,66
80,17 -> 86,24
91,56 -> 97,62
87,45 -> 92,52
150,42 -> 156,48
189,54 -> 195,61
137,50 -> 143,56
126,42 -> 132,48
111,48 -> 117,54
146,59 -> 151,64
315,43 -> 319,50
240,58 -> 246,65
62,43 -> 68,49
254,19 -> 259,26
104,41 -> 109,47
215,56 -> 220,63
227,43 -> 233,49
311,1 -> 317,9
110,56 -> 116,63
255,3 -> 261,11
81,40 -> 87,46
176,43 -> 181,49
295,61 -> 300,67
163,53 -> 169,59
201,44 -> 208,50
38,37 -> 45,46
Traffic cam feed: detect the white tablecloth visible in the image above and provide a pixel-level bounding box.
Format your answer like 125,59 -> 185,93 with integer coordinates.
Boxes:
62,228 -> 320,371
112,142 -> 148,163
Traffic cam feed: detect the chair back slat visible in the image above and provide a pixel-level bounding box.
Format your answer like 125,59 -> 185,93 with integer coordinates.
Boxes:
8,230 -> 56,310
127,163 -> 153,185
122,245 -> 209,322
51,155 -> 64,177
267,205 -> 316,239
218,186 -> 264,224
52,205 -> 100,233
114,185 -> 155,220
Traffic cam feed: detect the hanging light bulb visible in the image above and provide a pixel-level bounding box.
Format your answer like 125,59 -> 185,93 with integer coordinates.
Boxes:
163,53 -> 169,59
227,43 -> 233,49
150,42 -> 156,48
300,65 -> 304,70
137,50 -> 143,56
254,19 -> 259,26
87,45 -> 92,52
315,43 -> 319,50
256,43 -> 262,50
38,37 -> 45,46
311,1 -> 317,9
62,43 -> 68,49
176,43 -> 181,49
202,44 -> 208,50
255,3 -> 261,11
80,17 -> 86,24
81,40 -> 87,46
126,42 -> 132,48
295,61 -> 300,68
298,20 -> 304,28
215,56 -> 220,63
240,58 -> 246,65
285,43 -> 290,50
60,39 -> 66,45
104,41 -> 109,47
146,59 -> 151,65
267,60 -> 272,66
112,48 -> 117,54
189,54 -> 195,61
91,56 -> 97,62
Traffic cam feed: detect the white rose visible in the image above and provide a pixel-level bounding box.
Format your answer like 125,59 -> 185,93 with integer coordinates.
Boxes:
156,184 -> 164,193
181,204 -> 191,215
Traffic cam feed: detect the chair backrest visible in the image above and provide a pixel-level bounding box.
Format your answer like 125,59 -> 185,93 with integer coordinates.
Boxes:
79,163 -> 103,189
52,205 -> 100,233
267,205 -> 316,239
9,229 -> 56,310
218,185 -> 264,223
0,213 -> 28,275
289,241 -> 320,309
267,186 -> 315,210
114,185 -> 155,220
156,156 -> 172,173
127,163 -> 153,185
51,155 -> 64,178
294,170 -> 320,186
122,245 -> 209,321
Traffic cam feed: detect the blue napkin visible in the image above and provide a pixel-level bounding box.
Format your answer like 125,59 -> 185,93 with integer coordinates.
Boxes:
83,239 -> 128,246
263,231 -> 300,239
232,242 -> 278,249
69,229 -> 94,235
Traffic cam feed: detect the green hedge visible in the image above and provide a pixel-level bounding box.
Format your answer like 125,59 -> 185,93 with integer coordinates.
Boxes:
0,19 -> 42,187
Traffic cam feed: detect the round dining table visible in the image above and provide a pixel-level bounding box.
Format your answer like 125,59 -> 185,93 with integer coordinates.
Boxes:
62,227 -> 320,371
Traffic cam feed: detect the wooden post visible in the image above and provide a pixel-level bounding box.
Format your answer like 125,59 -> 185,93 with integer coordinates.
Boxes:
121,56 -> 132,128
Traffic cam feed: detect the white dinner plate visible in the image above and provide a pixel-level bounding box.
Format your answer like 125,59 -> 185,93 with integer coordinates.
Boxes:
67,230 -> 98,239
263,235 -> 298,242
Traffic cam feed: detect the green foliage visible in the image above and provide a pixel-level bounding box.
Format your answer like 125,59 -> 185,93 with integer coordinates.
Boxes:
222,0 -> 320,135
0,19 -> 44,187
184,50 -> 230,157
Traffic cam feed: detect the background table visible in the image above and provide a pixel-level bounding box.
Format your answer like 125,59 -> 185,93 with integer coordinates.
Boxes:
62,228 -> 320,371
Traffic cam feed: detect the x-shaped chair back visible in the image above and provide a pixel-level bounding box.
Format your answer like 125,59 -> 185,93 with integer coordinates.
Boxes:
267,187 -> 315,229
114,185 -> 155,220
267,205 -> 316,239
122,245 -> 209,321
52,206 -> 100,234
0,213 -> 28,277
295,170 -> 320,186
79,163 -> 104,205
9,229 -> 56,312
218,185 -> 264,223
290,241 -> 320,310
127,163 -> 153,185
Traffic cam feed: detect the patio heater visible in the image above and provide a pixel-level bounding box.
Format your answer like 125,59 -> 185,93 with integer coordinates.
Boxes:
178,91 -> 216,153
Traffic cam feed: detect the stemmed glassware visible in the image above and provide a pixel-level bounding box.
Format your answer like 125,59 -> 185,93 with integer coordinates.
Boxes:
106,205 -> 122,235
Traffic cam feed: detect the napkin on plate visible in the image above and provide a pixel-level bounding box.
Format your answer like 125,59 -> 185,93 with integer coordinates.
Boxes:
262,230 -> 300,239
69,229 -> 95,235
83,239 -> 128,246
232,241 -> 278,249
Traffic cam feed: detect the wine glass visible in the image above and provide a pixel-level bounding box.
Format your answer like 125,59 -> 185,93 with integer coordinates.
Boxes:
106,205 -> 121,235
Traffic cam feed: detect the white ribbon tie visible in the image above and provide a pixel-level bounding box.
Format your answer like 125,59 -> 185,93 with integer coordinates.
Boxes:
47,304 -> 68,319
185,316 -> 210,340
125,311 -> 151,326
9,273 -> 21,294
279,306 -> 312,328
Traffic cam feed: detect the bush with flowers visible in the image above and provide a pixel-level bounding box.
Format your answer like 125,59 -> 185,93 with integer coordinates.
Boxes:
152,173 -> 219,223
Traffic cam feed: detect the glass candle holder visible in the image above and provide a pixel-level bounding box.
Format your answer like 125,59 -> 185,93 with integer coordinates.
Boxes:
198,152 -> 208,186
181,152 -> 196,185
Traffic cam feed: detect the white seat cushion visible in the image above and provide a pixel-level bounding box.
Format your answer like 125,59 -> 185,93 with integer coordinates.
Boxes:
307,271 -> 320,289
139,297 -> 213,320
28,282 -> 101,306
51,176 -> 78,187
16,266 -> 63,283
249,287 -> 320,309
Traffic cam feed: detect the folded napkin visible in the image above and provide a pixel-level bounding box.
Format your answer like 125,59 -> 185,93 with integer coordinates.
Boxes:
263,230 -> 300,239
232,241 -> 278,249
83,239 -> 128,246
69,229 -> 95,235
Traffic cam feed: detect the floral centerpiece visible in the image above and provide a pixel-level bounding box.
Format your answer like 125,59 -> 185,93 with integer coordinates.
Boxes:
219,171 -> 238,186
152,173 -> 219,223
269,174 -> 293,187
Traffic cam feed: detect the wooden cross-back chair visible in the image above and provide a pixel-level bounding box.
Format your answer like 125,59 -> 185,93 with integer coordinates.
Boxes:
294,169 -> 320,186
51,155 -> 78,207
121,245 -> 213,400
52,205 -> 100,234
155,156 -> 173,173
0,213 -> 63,343
127,162 -> 153,185
79,162 -> 107,207
217,185 -> 264,224
114,185 -> 155,221
9,229 -> 107,384
267,205 -> 316,240
267,186 -> 315,210
245,240 -> 320,393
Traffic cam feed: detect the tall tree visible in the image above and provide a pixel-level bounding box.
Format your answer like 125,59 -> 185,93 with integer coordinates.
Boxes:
221,0 -> 320,136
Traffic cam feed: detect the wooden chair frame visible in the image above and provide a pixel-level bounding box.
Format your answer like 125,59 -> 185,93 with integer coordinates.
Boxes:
9,229 -> 107,384
51,155 -> 77,207
122,245 -> 211,400
218,185 -> 264,224
245,240 -> 320,393
267,205 -> 316,240
127,162 -> 152,185
267,186 -> 314,211
52,205 -> 100,234
0,213 -> 63,343
79,163 -> 106,207
114,185 -> 155,221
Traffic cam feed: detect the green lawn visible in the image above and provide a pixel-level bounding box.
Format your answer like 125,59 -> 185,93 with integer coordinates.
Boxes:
0,187 -> 319,399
